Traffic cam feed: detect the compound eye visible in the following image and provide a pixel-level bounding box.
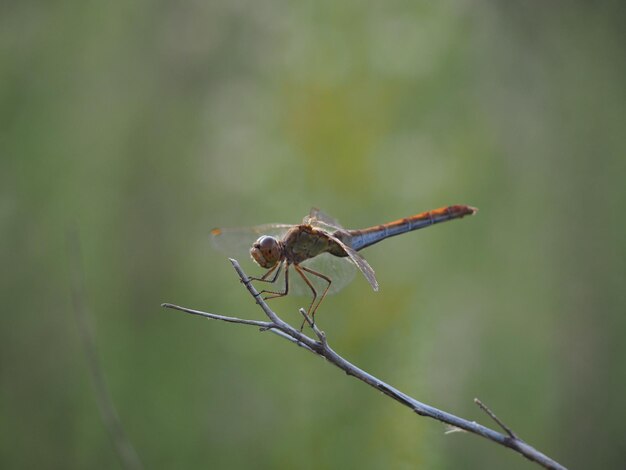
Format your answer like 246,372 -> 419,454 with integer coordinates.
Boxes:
258,236 -> 277,251
250,236 -> 281,268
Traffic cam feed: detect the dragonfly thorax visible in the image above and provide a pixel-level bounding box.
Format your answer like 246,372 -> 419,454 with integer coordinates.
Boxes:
250,235 -> 284,268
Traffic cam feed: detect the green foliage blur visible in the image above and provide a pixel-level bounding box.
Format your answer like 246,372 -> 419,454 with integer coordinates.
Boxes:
2,2 -> 625,469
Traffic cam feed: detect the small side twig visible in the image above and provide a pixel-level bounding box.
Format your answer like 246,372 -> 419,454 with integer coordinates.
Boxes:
475,397 -> 518,440
299,308 -> 327,345
161,303 -> 273,329
162,258 -> 567,470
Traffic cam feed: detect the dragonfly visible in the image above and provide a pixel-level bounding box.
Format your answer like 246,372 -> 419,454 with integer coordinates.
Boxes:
211,205 -> 477,325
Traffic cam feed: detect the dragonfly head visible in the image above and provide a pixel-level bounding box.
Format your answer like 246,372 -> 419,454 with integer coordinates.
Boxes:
250,236 -> 283,268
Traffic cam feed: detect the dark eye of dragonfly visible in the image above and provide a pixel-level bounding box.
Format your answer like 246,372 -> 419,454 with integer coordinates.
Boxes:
250,236 -> 282,268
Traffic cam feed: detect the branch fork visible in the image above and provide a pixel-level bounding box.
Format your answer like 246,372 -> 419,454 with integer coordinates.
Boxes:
161,258 -> 566,470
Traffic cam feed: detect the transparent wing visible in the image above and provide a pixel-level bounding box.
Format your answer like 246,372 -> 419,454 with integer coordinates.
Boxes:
303,207 -> 345,230
210,223 -> 293,260
274,229 -> 378,294
288,253 -> 357,296
324,234 -> 379,292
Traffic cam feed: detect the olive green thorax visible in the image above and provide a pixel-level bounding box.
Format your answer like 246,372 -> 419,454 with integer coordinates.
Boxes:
282,225 -> 348,264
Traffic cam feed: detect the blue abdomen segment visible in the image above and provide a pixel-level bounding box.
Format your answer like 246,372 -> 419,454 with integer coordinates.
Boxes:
348,205 -> 477,251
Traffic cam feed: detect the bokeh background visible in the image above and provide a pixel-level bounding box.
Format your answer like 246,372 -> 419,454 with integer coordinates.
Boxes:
2,1 -> 625,469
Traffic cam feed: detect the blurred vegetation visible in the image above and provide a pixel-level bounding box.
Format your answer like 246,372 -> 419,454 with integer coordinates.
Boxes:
2,1 -> 625,469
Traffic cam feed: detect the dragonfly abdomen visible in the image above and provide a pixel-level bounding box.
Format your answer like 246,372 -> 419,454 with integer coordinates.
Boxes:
348,205 -> 477,251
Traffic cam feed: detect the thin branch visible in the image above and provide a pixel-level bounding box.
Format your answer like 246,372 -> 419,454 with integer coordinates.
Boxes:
161,303 -> 317,353
162,259 -> 567,470
475,397 -> 518,440
161,303 -> 272,329
265,327 -> 317,353
299,308 -> 327,345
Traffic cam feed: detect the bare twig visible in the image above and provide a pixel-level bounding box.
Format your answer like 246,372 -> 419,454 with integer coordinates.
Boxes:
475,397 -> 518,440
162,258 -> 567,470
299,308 -> 327,345
161,303 -> 273,329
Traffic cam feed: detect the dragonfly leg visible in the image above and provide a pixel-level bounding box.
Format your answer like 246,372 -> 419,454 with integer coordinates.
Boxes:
294,265 -> 332,330
260,264 -> 290,300
299,265 -> 332,323
294,264 -> 317,331
249,262 -> 282,283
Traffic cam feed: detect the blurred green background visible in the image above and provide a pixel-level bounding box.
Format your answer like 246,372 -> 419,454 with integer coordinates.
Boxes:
2,1 -> 625,469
